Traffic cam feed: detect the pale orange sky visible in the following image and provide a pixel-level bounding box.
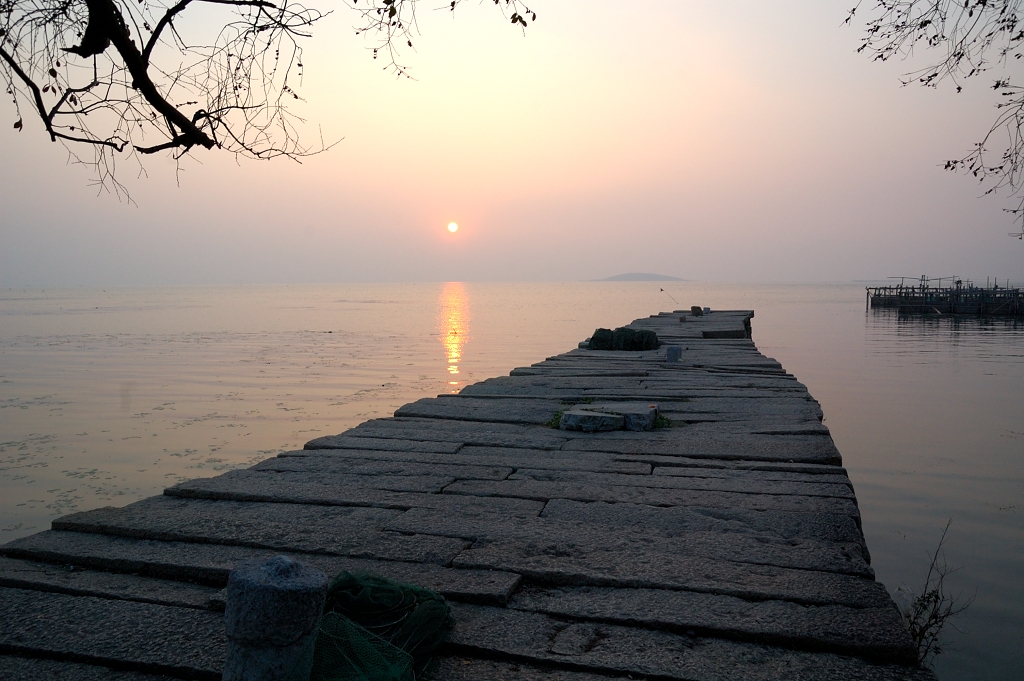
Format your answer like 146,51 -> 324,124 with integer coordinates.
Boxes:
1,1 -> 1021,285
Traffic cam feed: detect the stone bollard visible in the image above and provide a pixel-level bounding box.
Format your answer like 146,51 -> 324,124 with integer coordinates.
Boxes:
223,555 -> 328,681
665,345 -> 682,362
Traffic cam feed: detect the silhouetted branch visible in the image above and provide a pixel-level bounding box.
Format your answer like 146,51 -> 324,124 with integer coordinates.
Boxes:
344,0 -> 536,78
1,0 -> 537,194
0,0 -> 327,191
852,2 -> 1024,227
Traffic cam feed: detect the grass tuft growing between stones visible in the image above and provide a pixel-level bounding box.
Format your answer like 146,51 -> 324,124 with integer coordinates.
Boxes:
546,411 -> 564,429
653,414 -> 672,428
559,397 -> 594,406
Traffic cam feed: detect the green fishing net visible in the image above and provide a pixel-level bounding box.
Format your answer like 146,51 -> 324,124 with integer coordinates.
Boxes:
297,571 -> 454,681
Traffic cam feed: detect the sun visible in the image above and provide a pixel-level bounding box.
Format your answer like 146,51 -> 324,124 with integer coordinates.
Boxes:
447,222 -> 458,233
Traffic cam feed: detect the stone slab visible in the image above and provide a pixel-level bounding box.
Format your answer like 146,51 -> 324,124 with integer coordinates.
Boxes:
443,479 -> 861,517
176,468 -> 457,494
703,328 -> 754,339
532,353 -> 660,363
0,556 -> 221,611
542,360 -> 784,374
166,470 -> 542,518
0,586 -> 224,679
546,347 -> 767,360
462,386 -> 803,400
251,457 -> 513,480
446,603 -> 934,681
558,409 -> 624,432
603,387 -> 805,399
460,376 -> 645,395
572,402 -> 659,431
1,531 -> 521,605
655,396 -> 824,420
509,368 -> 650,377
338,418 -> 569,450
388,507 -> 871,577
303,435 -> 463,453
452,540 -> 884,608
434,657 -> 622,681
0,655 -> 185,681
701,366 -> 790,376
653,414 -> 826,433
615,453 -> 845,476
395,397 -> 565,425
510,468 -> 855,499
509,585 -> 915,663
52,496 -> 467,566
560,428 -> 843,465
540,499 -> 866,548
280,446 -> 652,475
642,374 -> 805,390
650,465 -> 852,485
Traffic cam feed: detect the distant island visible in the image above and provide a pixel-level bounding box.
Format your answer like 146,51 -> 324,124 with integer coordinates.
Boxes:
597,272 -> 685,282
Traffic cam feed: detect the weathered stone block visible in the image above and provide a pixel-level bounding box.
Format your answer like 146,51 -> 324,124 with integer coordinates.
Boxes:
559,403 -> 658,432
510,585 -> 917,663
223,556 -> 328,681
1,530 -> 520,606
225,556 -> 326,646
0,586 -> 224,677
446,603 -> 934,681
559,409 -> 623,433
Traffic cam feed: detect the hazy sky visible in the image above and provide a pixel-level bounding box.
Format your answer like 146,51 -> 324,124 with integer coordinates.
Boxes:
2,1 -> 1022,285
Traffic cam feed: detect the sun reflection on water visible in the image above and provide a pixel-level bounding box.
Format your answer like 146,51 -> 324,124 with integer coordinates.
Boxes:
438,282 -> 469,392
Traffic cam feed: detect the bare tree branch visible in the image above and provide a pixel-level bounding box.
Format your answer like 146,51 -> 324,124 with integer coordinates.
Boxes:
1,0 -> 538,195
853,2 -> 1024,228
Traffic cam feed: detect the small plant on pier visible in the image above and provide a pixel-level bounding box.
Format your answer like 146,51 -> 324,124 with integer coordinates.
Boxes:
896,519 -> 974,667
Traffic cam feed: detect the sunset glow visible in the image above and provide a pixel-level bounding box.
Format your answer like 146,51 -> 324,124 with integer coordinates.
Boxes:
0,2 -> 1020,285
438,282 -> 469,384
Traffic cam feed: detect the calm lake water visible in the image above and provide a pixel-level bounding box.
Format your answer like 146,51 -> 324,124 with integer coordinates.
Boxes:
1,282 -> 1021,680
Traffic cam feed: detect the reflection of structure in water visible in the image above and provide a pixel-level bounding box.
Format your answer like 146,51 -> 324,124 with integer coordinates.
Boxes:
438,282 -> 469,391
868,276 -> 1022,316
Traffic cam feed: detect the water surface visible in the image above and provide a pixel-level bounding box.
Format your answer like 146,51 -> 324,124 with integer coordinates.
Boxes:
1,282 -> 1020,680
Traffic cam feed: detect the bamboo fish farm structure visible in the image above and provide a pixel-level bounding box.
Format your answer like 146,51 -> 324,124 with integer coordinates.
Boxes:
867,276 -> 1022,316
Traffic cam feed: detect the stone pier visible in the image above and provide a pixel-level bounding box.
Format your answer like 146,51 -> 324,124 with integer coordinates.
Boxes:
0,310 -> 934,680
